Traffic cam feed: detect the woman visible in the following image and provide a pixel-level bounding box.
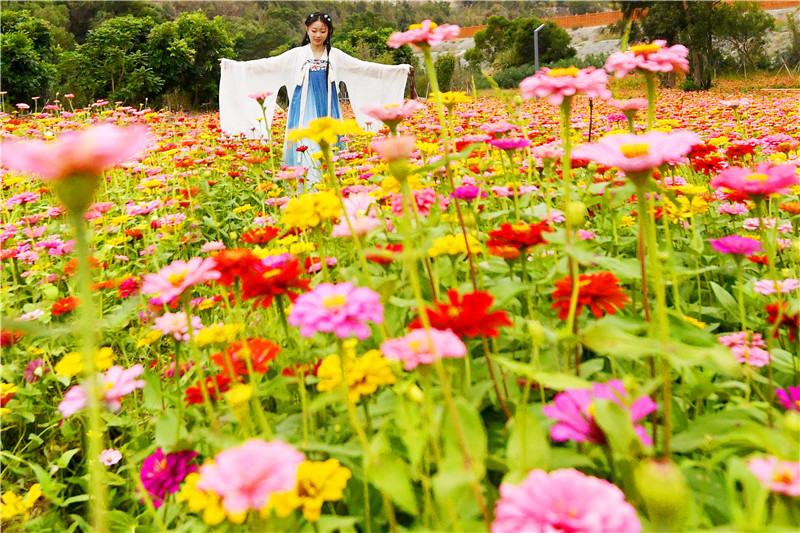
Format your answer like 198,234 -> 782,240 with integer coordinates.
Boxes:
219,12 -> 412,179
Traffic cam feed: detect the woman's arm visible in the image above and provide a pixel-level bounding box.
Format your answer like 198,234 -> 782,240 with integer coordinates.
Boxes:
331,48 -> 411,78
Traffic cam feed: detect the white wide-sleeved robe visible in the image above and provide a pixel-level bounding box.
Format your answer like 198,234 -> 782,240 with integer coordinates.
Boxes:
219,45 -> 410,140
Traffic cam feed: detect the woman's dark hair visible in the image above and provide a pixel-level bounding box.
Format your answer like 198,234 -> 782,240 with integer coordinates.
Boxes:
301,12 -> 334,89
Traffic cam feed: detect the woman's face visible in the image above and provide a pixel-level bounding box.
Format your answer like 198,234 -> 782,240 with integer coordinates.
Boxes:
307,20 -> 329,47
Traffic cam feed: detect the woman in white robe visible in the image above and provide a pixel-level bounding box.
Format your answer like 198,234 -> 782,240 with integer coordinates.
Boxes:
218,12 -> 411,182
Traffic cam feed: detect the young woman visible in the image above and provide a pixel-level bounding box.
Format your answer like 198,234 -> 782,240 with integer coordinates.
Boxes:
219,12 -> 412,179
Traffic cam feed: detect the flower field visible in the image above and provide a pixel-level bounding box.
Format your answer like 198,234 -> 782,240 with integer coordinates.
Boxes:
1,27 -> 800,533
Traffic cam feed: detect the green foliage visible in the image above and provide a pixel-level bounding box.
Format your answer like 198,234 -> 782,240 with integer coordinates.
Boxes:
62,15 -> 160,105
714,1 -> 775,72
226,7 -> 302,61
333,27 -> 413,67
434,53 -> 457,92
148,11 -> 235,107
468,15 -> 575,72
0,10 -> 59,105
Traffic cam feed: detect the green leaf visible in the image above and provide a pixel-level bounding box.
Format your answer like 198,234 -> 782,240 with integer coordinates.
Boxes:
441,396 -> 487,478
108,509 -> 138,533
593,399 -> 643,458
495,356 -> 592,390
315,515 -> 360,533
56,448 -> 81,470
367,440 -> 418,516
154,410 -> 182,450
506,406 -> 550,474
709,281 -> 739,318
581,316 -> 739,374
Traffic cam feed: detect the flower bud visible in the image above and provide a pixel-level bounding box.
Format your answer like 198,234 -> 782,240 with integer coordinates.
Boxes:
406,384 -> 425,404
565,201 -> 586,228
634,459 -> 690,532
528,320 -> 545,346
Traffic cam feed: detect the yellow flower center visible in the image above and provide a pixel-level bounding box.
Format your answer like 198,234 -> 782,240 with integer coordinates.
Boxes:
773,468 -> 794,484
409,22 -> 438,31
621,143 -> 650,158
104,382 -> 114,392
745,173 -> 769,182
547,67 -> 580,78
168,269 -> 189,287
323,295 -> 346,309
586,403 -> 596,417
629,43 -> 662,56
447,307 -> 460,319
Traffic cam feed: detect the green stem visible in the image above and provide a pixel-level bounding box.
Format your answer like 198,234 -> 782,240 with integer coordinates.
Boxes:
645,72 -> 657,131
69,211 -> 107,533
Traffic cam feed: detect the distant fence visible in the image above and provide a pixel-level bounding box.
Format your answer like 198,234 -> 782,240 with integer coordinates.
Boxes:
457,0 -> 800,37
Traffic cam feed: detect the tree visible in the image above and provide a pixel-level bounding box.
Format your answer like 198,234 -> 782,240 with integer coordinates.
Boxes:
714,1 -> 775,74
63,15 -> 161,104
435,53 -> 457,91
0,10 -> 59,105
333,27 -> 414,66
148,11 -> 235,107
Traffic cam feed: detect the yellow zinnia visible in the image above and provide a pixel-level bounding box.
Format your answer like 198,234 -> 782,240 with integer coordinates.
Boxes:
317,349 -> 396,402
287,118 -> 362,149
269,459 -> 352,522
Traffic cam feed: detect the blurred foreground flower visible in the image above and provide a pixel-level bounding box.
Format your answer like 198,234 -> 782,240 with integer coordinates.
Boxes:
747,457 -> 800,497
605,40 -> 690,78
270,459 -> 352,522
58,364 -> 145,417
492,468 -> 641,533
387,19 -> 460,50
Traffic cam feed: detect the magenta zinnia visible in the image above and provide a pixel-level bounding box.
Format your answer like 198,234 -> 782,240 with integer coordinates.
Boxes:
708,235 -> 763,255
140,448 -> 198,507
709,162 -> 799,201
492,468 -> 642,533
542,379 -> 657,445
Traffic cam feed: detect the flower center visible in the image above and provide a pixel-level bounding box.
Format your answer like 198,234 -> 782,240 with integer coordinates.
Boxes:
621,144 -> 650,158
447,307 -> 461,319
629,43 -> 662,56
773,468 -> 794,484
104,382 -> 114,392
168,269 -> 189,287
323,295 -> 346,309
409,21 -> 438,31
547,67 -> 580,78
745,173 -> 769,182
586,403 -> 596,417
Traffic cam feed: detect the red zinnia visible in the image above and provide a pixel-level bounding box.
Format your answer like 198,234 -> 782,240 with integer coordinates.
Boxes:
551,272 -> 630,321
0,330 -> 24,347
211,338 -> 281,378
184,374 -> 233,405
212,248 -> 261,286
409,289 -> 512,338
241,226 -> 281,244
766,302 -> 799,342
281,360 -> 322,377
487,222 -> 552,253
365,243 -> 403,264
51,296 -> 80,316
240,257 -> 311,308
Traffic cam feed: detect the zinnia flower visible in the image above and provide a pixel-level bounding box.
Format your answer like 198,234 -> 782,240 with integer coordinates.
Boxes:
140,448 -> 199,507
239,255 -> 311,308
747,457 -> 800,497
140,257 -> 220,304
605,40 -> 690,78
100,449 -> 122,466
766,302 -> 799,342
271,459 -> 352,522
709,162 -> 799,201
288,282 -> 384,340
492,468 -> 642,533
708,235 -> 763,255
776,385 -> 800,412
197,439 -> 305,514
753,278 -> 799,295
551,271 -> 630,321
211,338 -> 280,378
381,328 -> 466,370
409,290 -> 512,338
519,66 -> 611,106
316,346 -> 396,402
387,20 -> 461,50
287,117 -> 362,150
1,123 -> 152,182
572,130 -> 700,182
542,379 -> 657,446
23,358 -> 49,383
362,100 -> 424,129
372,135 -> 417,162
58,364 -> 146,417
487,221 -> 551,257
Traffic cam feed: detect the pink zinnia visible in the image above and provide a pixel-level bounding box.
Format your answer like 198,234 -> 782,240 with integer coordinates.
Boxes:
718,331 -> 771,368
753,278 -> 800,295
1,124 -> 152,182
519,66 -> 611,106
747,457 -> 800,497
492,468 -> 642,533
197,439 -> 305,514
572,130 -> 700,175
387,20 -> 461,50
57,364 -> 145,417
152,312 -> 204,342
140,257 -> 220,304
605,40 -> 690,78
100,449 -> 122,466
710,162 -> 799,200
380,328 -> 466,370
287,282 -> 384,339
362,100 -> 425,125
488,138 -> 531,151
372,135 -> 417,162
608,98 -> 648,111
542,379 -> 657,445
708,235 -> 763,255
